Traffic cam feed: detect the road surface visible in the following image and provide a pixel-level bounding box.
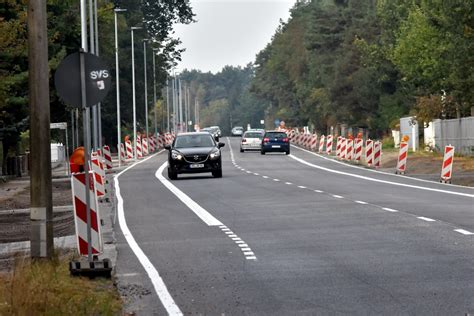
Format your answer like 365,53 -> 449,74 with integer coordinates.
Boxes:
114,137 -> 474,315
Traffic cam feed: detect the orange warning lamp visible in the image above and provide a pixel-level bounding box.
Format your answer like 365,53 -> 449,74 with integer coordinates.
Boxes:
402,135 -> 410,142
70,147 -> 85,173
357,132 -> 363,139
124,135 -> 130,142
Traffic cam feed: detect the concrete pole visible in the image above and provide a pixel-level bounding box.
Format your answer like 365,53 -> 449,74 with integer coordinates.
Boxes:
131,27 -> 141,160
114,9 -> 126,167
166,79 -> 170,132
178,79 -> 183,132
28,0 -> 53,259
152,49 -> 158,136
88,0 -> 98,150
94,0 -> 102,150
144,40 -> 149,139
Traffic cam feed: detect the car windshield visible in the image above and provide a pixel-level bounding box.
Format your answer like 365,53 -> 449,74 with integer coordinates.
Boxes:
174,134 -> 215,148
265,132 -> 287,138
244,132 -> 263,138
209,127 -> 219,133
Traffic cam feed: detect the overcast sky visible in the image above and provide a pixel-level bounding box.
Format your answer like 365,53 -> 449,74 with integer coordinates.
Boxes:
173,0 -> 296,74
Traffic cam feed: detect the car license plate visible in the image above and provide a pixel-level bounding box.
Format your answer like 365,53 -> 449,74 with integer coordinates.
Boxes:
272,145 -> 280,148
190,163 -> 204,168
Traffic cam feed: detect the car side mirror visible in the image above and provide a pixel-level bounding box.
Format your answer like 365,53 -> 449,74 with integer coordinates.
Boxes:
164,144 -> 171,150
218,142 -> 225,148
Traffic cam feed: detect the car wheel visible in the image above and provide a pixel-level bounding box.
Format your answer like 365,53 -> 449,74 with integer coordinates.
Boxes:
261,150 -> 266,155
167,168 -> 178,180
286,150 -> 290,155
240,148 -> 244,153
212,169 -> 222,178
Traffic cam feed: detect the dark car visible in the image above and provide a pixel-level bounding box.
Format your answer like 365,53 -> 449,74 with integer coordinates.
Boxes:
165,132 -> 225,179
261,131 -> 290,155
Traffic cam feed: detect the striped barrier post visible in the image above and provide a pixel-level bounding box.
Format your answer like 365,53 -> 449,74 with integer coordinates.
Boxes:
120,143 -> 126,161
318,135 -> 325,153
90,153 -> 106,198
340,138 -> 347,159
136,136 -> 143,159
440,145 -> 455,183
326,135 -> 333,155
354,138 -> 363,163
102,145 -> 113,170
305,134 -> 312,148
71,172 -> 103,256
310,134 -> 318,151
142,137 -> 149,156
396,142 -> 409,174
373,141 -> 382,168
346,139 -> 354,160
149,136 -> 155,153
126,140 -> 133,160
365,139 -> 374,166
336,136 -> 342,158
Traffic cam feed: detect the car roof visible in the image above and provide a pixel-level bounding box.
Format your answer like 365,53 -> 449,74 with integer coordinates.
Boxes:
176,132 -> 213,136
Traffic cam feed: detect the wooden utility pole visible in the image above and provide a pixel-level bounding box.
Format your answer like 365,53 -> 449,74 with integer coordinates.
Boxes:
28,0 -> 53,258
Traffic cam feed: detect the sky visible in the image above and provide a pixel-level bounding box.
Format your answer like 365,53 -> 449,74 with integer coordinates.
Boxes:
173,0 -> 296,74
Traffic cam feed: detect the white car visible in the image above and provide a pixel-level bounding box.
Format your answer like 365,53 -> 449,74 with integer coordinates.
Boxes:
231,126 -> 244,136
240,131 -> 264,152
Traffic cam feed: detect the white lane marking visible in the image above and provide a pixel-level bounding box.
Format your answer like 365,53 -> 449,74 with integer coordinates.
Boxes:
246,171 -> 252,174
285,182 -> 293,185
246,256 -> 257,260
262,176 -> 269,179
288,154 -> 474,198
355,200 -> 368,205
221,228 -> 231,232
243,251 -> 255,256
235,241 -> 245,244
273,179 -> 280,182
298,185 -> 307,189
382,207 -> 399,213
219,225 -> 227,228
291,144 -> 474,190
115,152 -> 183,315
241,248 -> 252,251
454,229 -> 474,235
314,190 -> 323,193
228,234 -> 238,238
254,173 -> 260,176
116,272 -> 140,278
224,232 -> 234,235
156,162 -> 223,226
231,237 -> 241,241
238,244 -> 249,247
332,195 -> 343,199
418,216 -> 436,222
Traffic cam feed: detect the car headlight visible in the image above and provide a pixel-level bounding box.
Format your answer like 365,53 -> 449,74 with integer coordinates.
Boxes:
209,150 -> 220,159
171,151 -> 183,160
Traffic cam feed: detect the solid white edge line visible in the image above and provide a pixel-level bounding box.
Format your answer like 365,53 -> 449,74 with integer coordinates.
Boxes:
288,154 -> 474,198
454,229 -> 474,235
155,162 -> 223,226
417,216 -> 436,222
114,151 -> 183,316
291,144 -> 474,190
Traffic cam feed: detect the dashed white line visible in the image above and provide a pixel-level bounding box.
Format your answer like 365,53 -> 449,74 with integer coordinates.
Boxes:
241,248 -> 252,251
243,251 -> 255,256
298,185 -> 307,189
285,182 -> 293,185
355,200 -> 368,205
246,171 -> 252,174
417,216 -> 436,222
262,176 -> 269,179
314,190 -> 323,193
273,179 -> 280,182
332,194 -> 343,199
238,244 -> 249,248
454,229 -> 474,235
253,173 -> 259,176
224,232 -> 233,235
382,207 -> 399,213
246,256 -> 257,260
235,241 -> 245,244
228,234 -> 238,238
231,237 -> 241,241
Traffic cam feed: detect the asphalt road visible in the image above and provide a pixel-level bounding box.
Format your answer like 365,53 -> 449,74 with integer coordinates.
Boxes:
114,137 -> 474,315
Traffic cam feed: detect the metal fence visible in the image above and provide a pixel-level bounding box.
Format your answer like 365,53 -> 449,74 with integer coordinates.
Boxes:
433,117 -> 474,156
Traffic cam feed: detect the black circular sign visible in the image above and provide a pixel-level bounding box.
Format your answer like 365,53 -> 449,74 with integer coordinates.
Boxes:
54,52 -> 112,108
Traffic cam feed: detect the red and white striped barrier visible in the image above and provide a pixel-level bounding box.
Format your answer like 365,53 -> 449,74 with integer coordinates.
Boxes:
440,145 -> 455,183
365,139 -> 374,166
148,137 -> 155,153
120,143 -> 126,161
102,145 -> 113,169
340,138 -> 347,159
326,135 -> 333,155
346,139 -> 354,160
90,152 -> 106,198
142,138 -> 149,156
136,136 -> 143,159
373,141 -> 382,168
310,134 -> 318,151
126,140 -> 133,159
396,142 -> 409,174
289,130 -> 296,141
336,136 -> 342,158
318,135 -> 325,153
304,134 -> 312,148
71,172 -> 103,256
354,138 -> 363,163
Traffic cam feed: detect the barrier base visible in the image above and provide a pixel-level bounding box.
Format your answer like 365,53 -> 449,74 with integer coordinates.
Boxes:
440,178 -> 452,184
69,257 -> 112,278
395,171 -> 405,175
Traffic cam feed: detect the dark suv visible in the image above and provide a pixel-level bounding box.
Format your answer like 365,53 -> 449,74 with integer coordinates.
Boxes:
165,132 -> 225,179
261,131 -> 290,155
